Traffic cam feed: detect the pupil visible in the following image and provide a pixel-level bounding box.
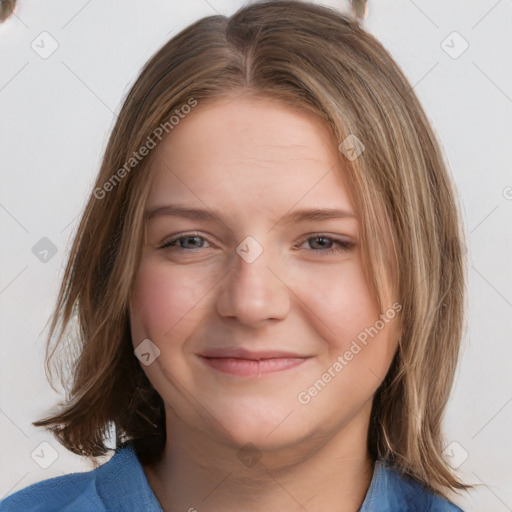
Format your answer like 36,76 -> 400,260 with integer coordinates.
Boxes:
313,237 -> 328,249
183,236 -> 200,248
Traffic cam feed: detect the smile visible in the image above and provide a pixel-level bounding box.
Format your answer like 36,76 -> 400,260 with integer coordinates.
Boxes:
198,356 -> 311,377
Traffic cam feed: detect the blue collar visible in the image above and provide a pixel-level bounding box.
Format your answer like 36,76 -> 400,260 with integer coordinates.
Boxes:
98,444 -> 462,511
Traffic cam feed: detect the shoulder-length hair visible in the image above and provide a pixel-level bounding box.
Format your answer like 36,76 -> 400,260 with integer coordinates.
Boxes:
33,0 -> 470,499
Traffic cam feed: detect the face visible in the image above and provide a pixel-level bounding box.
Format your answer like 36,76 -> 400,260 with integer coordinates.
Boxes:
129,95 -> 400,451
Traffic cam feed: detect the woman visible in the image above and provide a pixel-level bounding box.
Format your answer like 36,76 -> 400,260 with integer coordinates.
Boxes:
0,1 -> 470,510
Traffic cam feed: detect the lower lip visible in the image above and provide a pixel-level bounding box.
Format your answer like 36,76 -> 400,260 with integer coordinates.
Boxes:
199,356 -> 310,377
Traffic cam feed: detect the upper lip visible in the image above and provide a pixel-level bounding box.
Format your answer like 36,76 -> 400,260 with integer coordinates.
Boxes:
198,348 -> 311,360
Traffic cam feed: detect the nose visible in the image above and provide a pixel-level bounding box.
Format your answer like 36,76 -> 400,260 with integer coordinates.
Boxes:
216,242 -> 291,327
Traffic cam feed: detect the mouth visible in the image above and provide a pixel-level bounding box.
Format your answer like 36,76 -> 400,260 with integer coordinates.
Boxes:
197,350 -> 313,378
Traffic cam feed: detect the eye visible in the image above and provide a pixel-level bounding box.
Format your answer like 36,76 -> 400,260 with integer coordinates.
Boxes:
295,235 -> 355,255
158,232 -> 355,255
159,232 -> 212,251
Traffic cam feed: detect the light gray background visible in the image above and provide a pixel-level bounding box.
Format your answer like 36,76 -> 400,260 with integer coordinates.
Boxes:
1,1 -> 511,511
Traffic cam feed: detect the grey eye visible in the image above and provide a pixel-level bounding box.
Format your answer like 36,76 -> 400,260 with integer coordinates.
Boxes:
0,0 -> 16,23
350,0 -> 368,21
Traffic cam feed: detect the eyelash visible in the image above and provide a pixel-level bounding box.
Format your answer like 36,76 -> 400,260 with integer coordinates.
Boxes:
159,232 -> 354,256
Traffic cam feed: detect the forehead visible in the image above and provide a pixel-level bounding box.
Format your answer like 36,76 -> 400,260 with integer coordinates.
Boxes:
146,96 -> 355,217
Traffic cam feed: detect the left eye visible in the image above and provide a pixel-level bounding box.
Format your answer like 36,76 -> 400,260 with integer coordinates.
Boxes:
296,235 -> 354,255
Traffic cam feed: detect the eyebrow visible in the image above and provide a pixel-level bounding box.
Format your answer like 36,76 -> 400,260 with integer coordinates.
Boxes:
146,205 -> 357,224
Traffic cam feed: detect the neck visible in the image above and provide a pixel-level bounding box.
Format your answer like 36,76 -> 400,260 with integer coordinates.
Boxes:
142,407 -> 374,512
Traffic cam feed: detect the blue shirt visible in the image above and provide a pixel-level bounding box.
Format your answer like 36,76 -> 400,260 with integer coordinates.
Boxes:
0,443 -> 464,511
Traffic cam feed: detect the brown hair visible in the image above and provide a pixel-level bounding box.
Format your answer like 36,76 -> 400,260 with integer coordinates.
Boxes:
33,0 -> 470,500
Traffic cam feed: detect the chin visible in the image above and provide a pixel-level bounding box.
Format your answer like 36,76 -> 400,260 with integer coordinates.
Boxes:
204,404 -> 309,451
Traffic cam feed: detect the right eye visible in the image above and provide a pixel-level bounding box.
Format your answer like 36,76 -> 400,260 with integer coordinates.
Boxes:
159,232 -> 212,251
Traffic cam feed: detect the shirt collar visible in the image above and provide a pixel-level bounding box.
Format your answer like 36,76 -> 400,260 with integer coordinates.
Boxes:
104,444 -> 439,512
94,442 -> 164,511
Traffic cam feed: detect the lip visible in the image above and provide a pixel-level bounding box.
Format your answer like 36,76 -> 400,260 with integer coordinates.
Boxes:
197,347 -> 314,377
198,355 -> 311,377
198,347 -> 310,359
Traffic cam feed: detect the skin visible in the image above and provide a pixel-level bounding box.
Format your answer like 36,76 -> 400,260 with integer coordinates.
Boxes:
129,95 -> 400,512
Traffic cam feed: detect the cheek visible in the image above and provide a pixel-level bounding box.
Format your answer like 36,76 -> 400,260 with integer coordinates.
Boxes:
130,258 -> 211,341
292,257 -> 399,383
292,257 -> 382,344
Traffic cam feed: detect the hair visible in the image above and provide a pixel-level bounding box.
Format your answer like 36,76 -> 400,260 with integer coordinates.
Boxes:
33,0 -> 470,501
